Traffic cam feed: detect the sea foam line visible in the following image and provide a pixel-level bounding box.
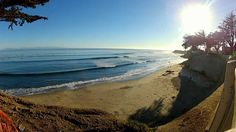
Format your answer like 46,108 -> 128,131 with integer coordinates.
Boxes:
5,69 -> 154,96
5,58 -> 185,96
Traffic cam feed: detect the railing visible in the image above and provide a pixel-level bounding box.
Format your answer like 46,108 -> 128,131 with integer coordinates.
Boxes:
206,60 -> 236,132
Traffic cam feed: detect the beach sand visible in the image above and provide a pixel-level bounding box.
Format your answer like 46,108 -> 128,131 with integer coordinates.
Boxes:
23,64 -> 182,121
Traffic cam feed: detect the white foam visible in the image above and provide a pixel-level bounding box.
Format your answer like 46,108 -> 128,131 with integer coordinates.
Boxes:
94,60 -> 116,68
5,57 -> 185,96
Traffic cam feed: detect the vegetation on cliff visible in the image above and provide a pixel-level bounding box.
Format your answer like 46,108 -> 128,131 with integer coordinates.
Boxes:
182,12 -> 236,55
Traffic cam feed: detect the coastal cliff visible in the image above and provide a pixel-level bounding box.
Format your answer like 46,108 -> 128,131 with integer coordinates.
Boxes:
173,50 -> 187,55
180,52 -> 227,87
157,53 -> 227,131
152,52 -> 227,127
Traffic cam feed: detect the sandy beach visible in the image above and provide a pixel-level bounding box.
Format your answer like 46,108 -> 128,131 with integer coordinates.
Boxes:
23,64 -> 182,121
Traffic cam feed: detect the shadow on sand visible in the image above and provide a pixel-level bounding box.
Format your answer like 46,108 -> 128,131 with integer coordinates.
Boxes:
129,98 -> 165,127
129,72 -> 221,127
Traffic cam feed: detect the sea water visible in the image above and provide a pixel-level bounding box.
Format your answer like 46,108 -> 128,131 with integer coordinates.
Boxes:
0,48 -> 184,95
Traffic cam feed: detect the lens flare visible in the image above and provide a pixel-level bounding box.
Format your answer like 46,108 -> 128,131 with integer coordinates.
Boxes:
181,4 -> 213,34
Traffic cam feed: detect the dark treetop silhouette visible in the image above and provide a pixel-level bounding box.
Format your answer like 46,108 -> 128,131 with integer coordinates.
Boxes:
182,12 -> 236,55
0,0 -> 49,29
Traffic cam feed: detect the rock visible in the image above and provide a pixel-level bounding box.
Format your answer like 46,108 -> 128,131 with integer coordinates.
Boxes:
173,50 -> 187,54
187,53 -> 227,83
19,124 -> 25,131
180,68 -> 215,88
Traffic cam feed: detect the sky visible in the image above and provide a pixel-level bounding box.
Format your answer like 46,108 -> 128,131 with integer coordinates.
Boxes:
0,0 -> 235,50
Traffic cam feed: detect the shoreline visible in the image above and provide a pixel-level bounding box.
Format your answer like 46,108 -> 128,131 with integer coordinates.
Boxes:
7,61 -> 184,96
23,64 -> 182,121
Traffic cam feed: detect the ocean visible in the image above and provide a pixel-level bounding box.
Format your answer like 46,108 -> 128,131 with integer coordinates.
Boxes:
0,48 -> 184,95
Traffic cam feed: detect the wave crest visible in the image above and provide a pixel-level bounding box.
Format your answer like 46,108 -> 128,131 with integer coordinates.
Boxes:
0,63 -> 135,76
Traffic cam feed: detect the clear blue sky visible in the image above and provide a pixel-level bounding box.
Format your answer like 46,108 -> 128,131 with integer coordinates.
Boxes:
0,0 -> 235,50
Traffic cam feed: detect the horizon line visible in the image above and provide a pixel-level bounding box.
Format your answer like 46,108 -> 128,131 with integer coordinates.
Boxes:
0,47 -> 175,51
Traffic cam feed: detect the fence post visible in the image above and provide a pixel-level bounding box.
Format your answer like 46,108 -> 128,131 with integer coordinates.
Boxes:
208,60 -> 236,132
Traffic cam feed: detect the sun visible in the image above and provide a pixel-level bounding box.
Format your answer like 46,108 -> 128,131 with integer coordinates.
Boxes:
181,4 -> 213,34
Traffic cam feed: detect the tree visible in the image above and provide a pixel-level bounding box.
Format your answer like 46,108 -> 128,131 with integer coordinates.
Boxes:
182,35 -> 198,51
208,31 -> 226,53
182,35 -> 193,49
181,12 -> 236,55
0,0 -> 49,29
218,12 -> 236,54
195,30 -> 208,52
182,31 -> 207,52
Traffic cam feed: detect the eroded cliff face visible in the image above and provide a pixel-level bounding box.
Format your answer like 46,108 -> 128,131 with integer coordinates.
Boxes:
180,53 -> 227,88
141,53 -> 228,126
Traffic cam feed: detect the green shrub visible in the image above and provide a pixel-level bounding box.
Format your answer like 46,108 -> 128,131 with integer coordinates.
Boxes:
233,51 -> 236,56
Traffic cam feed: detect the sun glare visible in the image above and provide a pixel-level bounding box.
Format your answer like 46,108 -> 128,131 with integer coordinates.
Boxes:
181,4 -> 213,34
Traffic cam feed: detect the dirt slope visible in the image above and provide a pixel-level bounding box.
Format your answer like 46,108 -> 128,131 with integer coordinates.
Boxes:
158,85 -> 223,132
0,92 -> 149,132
